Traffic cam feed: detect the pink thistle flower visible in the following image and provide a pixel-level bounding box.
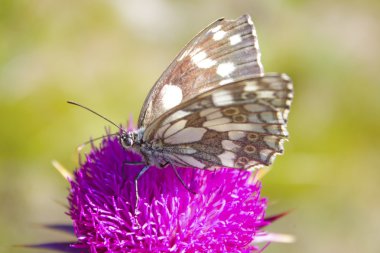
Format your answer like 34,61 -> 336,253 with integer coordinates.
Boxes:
32,135 -> 290,252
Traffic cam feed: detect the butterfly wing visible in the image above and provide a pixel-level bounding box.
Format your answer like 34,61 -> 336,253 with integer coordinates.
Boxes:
138,14 -> 263,128
142,74 -> 293,170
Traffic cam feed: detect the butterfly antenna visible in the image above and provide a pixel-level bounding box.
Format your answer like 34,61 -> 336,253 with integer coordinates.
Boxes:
67,101 -> 124,132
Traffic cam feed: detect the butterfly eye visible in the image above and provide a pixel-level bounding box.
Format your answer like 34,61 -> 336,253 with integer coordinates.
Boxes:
120,133 -> 134,148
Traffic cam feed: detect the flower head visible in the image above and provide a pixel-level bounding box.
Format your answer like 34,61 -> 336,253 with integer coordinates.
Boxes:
67,136 -> 270,252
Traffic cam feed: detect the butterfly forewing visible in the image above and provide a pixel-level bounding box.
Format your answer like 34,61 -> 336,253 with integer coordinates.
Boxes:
142,74 -> 293,171
138,14 -> 264,129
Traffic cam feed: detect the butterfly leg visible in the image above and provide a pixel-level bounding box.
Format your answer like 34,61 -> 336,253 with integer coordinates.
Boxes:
123,161 -> 145,166
159,162 -> 169,167
119,161 -> 145,194
171,166 -> 196,195
134,165 -> 150,209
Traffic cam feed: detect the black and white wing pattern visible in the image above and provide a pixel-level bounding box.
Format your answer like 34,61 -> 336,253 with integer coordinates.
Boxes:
141,74 -> 293,170
138,15 -> 263,129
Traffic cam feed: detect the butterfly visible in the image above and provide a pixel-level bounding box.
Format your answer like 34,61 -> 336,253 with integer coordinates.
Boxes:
117,14 -> 293,182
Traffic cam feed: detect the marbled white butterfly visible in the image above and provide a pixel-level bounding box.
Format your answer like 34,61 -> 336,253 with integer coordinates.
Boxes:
72,14 -> 293,191
120,14 -> 292,174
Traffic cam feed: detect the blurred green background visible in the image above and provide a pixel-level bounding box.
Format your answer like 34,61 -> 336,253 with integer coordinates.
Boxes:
1,0 -> 379,252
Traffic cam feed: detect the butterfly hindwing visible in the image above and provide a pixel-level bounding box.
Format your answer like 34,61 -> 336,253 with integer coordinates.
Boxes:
142,74 -> 293,170
138,15 -> 264,129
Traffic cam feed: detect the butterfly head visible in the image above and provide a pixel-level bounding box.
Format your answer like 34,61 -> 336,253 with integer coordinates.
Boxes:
119,129 -> 143,149
119,131 -> 136,149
